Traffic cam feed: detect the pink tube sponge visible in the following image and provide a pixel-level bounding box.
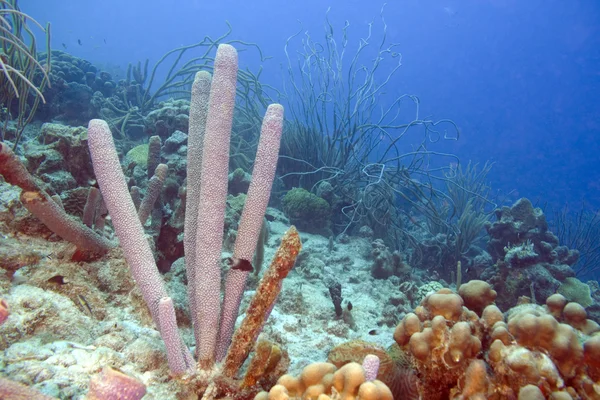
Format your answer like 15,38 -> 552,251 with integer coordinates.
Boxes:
0,298 -> 8,325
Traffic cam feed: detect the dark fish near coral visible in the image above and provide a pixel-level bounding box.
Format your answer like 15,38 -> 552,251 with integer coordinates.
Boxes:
368,329 -> 379,335
61,42 -> 67,49
47,275 -> 66,285
227,257 -> 253,272
347,301 -> 353,311
78,39 -> 82,46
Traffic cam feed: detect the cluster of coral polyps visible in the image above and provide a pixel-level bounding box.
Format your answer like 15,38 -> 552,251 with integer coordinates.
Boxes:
393,279 -> 600,399
255,358 -> 392,400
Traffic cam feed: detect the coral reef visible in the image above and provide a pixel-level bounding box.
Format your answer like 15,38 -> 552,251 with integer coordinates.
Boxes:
394,282 -> 600,399
483,198 -> 582,309
38,51 -> 116,126
0,12 -> 597,400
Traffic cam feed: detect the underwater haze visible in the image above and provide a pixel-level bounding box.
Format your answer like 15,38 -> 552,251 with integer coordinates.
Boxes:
28,0 -> 600,209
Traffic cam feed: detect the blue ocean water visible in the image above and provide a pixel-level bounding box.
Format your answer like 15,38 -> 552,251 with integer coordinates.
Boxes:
27,0 -> 600,209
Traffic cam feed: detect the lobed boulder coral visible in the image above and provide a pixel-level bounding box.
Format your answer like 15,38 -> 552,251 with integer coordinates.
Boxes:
394,288 -> 483,399
393,280 -> 600,399
255,358 -> 393,400
458,279 -> 498,316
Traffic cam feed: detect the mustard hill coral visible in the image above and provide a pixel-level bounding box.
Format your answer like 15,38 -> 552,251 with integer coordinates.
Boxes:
458,280 -> 497,316
393,281 -> 600,399
255,359 -> 393,400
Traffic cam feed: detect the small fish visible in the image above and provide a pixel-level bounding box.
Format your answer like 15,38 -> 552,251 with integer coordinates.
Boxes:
228,257 -> 253,272
61,43 -> 67,49
347,301 -> 353,311
103,38 -> 107,44
78,39 -> 82,46
76,294 -> 93,317
47,275 -> 66,285
443,6 -> 457,17
368,329 -> 379,335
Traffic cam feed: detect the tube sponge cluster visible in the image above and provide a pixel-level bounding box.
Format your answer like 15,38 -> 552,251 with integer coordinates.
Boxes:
393,280 -> 600,399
